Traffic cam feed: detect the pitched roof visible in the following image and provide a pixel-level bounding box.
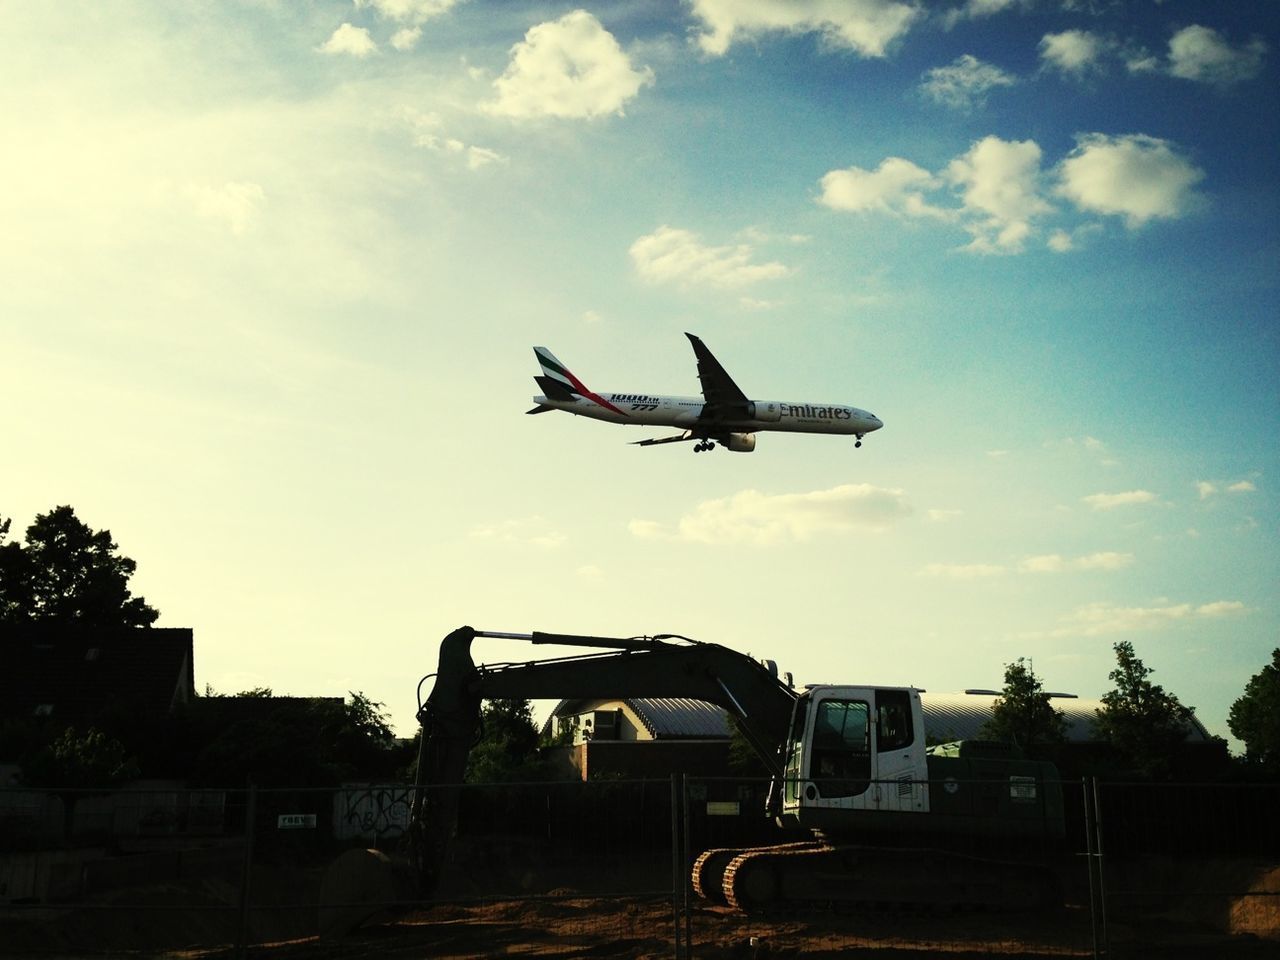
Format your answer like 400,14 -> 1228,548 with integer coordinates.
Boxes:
0,626 -> 195,724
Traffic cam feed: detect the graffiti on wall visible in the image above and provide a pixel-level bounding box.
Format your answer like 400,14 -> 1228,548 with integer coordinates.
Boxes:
334,784 -> 414,840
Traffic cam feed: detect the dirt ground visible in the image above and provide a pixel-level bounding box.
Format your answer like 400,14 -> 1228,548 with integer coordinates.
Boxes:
4,893 -> 1278,960
1,855 -> 1276,959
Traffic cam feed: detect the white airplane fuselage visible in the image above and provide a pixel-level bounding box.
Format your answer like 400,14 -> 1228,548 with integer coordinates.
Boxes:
532,390 -> 883,438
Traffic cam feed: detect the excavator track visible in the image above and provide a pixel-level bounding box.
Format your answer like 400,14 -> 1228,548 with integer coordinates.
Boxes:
717,843 -> 1060,915
692,841 -> 819,904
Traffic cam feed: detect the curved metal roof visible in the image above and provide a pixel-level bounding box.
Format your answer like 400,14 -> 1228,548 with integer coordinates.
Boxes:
920,692 -> 1211,743
629,697 -> 733,738
550,697 -> 731,739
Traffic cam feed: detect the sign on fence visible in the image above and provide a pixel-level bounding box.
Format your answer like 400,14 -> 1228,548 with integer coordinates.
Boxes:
277,814 -> 317,829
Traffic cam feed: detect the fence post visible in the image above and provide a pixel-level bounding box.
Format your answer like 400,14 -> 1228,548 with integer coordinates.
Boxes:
1091,777 -> 1109,955
236,783 -> 257,960
1083,778 -> 1100,959
682,773 -> 692,959
670,775 -> 683,960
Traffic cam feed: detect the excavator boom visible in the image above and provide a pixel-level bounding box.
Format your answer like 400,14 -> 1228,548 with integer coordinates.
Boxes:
409,626 -> 797,894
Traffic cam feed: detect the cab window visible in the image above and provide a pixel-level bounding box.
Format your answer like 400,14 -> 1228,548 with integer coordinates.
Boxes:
810,699 -> 870,798
876,690 -> 914,752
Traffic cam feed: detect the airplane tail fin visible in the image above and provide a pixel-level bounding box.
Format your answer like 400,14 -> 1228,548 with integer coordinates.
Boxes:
533,346 -> 586,397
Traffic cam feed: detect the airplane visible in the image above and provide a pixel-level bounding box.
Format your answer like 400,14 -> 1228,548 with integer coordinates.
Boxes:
526,332 -> 883,453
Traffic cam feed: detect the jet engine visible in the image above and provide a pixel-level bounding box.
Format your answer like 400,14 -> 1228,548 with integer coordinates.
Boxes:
745,401 -> 782,422
726,432 -> 757,452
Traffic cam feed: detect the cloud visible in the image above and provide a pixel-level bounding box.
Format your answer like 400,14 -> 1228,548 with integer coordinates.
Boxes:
941,0 -> 1026,26
918,562 -> 1005,579
927,508 -> 963,522
1199,478 -> 1258,499
1057,134 -> 1204,228
1168,25 -> 1267,87
945,136 -> 1052,253
689,0 -> 921,58
1054,599 -> 1246,636
920,54 -> 1017,110
820,132 -> 1204,253
483,10 -> 654,120
318,23 -> 377,58
168,180 -> 267,235
1021,552 -> 1134,573
469,516 -> 566,549
398,108 -> 507,169
356,0 -> 462,23
390,27 -> 422,51
1082,490 -> 1158,510
629,226 -> 792,289
819,157 -> 950,219
629,483 -> 912,545
1039,30 -> 1109,75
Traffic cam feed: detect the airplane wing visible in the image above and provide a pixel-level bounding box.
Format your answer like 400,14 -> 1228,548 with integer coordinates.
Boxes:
685,333 -> 749,417
631,432 -> 695,447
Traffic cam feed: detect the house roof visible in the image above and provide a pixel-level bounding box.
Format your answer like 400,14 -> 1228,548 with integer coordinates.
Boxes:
0,626 -> 195,724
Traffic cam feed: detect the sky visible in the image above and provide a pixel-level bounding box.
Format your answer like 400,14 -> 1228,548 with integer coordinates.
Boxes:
3,1 -> 1277,746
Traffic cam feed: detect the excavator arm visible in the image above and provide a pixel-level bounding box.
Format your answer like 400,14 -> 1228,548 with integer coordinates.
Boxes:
408,626 -> 798,893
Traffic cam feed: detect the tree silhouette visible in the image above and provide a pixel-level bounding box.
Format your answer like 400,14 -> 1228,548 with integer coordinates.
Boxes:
983,658 -> 1068,750
0,506 -> 157,628
1228,647 -> 1280,774
1095,640 -> 1194,779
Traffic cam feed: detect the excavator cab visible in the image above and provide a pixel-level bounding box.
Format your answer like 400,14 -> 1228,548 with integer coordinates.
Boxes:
778,685 -> 930,836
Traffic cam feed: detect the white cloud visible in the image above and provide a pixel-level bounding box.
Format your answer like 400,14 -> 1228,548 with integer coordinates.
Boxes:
483,10 -> 653,120
1039,30 -> 1108,75
927,508 -> 963,522
398,107 -> 507,169
629,225 -> 791,289
1200,478 -> 1259,499
390,27 -> 422,51
689,0 -> 921,58
1082,490 -> 1158,510
819,157 -> 950,219
918,562 -> 1005,579
1021,552 -> 1134,573
945,136 -> 1052,254
1057,134 -> 1204,228
629,483 -> 912,545
1054,599 -> 1246,636
159,180 -> 266,235
1168,25 -> 1267,87
319,23 -> 377,58
469,516 -> 566,549
356,0 -> 461,23
942,0 -> 1026,25
921,54 -> 1016,110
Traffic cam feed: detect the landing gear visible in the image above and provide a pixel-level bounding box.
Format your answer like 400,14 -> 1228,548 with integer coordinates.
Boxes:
694,441 -> 717,453
855,435 -> 863,448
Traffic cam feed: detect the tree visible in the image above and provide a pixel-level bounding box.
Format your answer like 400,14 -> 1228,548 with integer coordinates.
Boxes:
1228,648 -> 1280,773
1094,640 -> 1194,779
20,727 -> 139,845
465,698 -> 545,783
983,658 -> 1068,750
0,506 -> 157,627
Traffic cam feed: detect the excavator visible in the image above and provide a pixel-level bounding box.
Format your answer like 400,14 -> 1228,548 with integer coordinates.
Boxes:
320,626 -> 1065,936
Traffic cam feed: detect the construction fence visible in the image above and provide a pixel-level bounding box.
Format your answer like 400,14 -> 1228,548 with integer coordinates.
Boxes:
0,776 -> 1277,959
